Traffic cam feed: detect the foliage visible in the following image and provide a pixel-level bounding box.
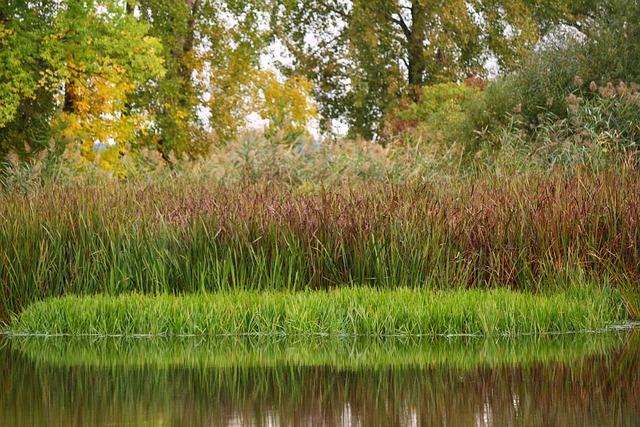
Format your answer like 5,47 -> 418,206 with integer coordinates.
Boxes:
0,0 -> 627,163
54,4 -> 165,168
135,0 -> 270,156
462,74 -> 640,168
0,0 -> 275,167
271,0 -> 591,138
0,0 -> 165,170
458,6 -> 640,164
460,36 -> 585,147
253,70 -> 318,144
0,0 -> 60,158
579,0 -> 640,85
381,81 -> 481,146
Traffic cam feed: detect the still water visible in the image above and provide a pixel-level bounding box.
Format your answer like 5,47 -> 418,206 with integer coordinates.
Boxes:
1,331 -> 639,426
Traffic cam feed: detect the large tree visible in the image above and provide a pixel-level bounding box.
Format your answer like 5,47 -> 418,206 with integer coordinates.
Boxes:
0,0 -> 60,158
1,0 -> 272,166
135,0 -> 272,158
272,0 -> 592,139
0,0 -> 165,165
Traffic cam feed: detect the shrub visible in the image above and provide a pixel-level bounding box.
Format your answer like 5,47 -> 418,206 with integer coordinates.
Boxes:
381,82 -> 480,146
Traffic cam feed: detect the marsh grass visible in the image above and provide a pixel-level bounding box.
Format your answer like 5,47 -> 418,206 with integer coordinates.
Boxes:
1,170 -> 640,323
12,287 -> 626,336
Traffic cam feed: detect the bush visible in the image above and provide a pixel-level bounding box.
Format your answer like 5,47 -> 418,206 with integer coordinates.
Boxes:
580,0 -> 640,85
381,82 -> 481,146
462,35 -> 586,146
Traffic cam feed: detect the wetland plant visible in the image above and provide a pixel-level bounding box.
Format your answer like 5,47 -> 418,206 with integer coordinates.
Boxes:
1,170 -> 639,323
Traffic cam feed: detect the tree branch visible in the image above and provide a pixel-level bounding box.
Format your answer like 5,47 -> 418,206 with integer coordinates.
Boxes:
393,13 -> 411,41
316,0 -> 348,19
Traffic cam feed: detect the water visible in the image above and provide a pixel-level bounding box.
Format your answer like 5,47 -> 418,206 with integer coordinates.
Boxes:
1,331 -> 639,426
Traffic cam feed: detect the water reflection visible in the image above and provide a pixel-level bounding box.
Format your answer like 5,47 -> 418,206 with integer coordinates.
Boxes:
1,331 -> 639,426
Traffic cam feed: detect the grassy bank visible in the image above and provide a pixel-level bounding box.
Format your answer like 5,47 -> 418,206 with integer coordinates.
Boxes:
2,171 -> 640,323
12,287 -> 627,336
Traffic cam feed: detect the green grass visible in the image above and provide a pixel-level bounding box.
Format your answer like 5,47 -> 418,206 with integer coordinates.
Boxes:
11,286 -> 627,336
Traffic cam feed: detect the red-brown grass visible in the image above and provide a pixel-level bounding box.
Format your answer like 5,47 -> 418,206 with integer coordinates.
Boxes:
1,169 -> 639,323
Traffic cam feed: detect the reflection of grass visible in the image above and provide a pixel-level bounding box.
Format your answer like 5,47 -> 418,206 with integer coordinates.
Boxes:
618,280 -> 640,321
12,287 -> 627,336
12,332 -> 626,371
4,332 -> 640,427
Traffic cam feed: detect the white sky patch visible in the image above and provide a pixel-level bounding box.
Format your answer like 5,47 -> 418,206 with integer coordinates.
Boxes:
537,24 -> 585,51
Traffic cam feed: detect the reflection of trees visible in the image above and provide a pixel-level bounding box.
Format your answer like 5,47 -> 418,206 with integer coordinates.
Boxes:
1,332 -> 639,426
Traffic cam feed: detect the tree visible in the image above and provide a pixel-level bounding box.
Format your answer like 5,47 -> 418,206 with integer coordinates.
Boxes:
136,0 -> 271,158
0,0 -> 59,159
0,0 -> 165,168
579,0 -> 640,84
254,70 -> 317,143
271,0 -> 591,139
55,1 -> 165,164
1,0 -> 273,167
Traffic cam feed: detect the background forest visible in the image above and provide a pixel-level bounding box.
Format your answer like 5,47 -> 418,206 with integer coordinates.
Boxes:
1,0 -> 640,183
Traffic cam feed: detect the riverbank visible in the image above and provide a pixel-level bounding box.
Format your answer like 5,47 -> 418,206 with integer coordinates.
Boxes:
12,286 -> 627,336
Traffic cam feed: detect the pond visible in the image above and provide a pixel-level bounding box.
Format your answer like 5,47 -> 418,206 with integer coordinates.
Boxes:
1,330 -> 639,426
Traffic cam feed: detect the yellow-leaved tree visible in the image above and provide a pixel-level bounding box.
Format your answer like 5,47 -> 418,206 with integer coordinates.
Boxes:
0,0 -> 165,175
254,70 -> 318,144
53,2 -> 164,174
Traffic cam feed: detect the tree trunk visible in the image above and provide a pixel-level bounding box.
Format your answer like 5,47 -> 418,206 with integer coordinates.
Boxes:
175,0 -> 199,106
406,1 -> 428,98
63,79 -> 76,114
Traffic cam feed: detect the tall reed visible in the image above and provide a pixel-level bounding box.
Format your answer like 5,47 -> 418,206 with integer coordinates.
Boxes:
1,170 -> 639,322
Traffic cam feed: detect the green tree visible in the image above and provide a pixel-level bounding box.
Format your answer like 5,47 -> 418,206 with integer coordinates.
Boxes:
579,0 -> 640,84
0,0 -> 164,169
136,0 -> 270,158
0,0 -> 59,159
271,0 -> 590,139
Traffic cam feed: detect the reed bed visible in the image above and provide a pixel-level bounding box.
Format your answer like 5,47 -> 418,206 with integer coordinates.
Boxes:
1,170 -> 640,323
12,287 -> 625,336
